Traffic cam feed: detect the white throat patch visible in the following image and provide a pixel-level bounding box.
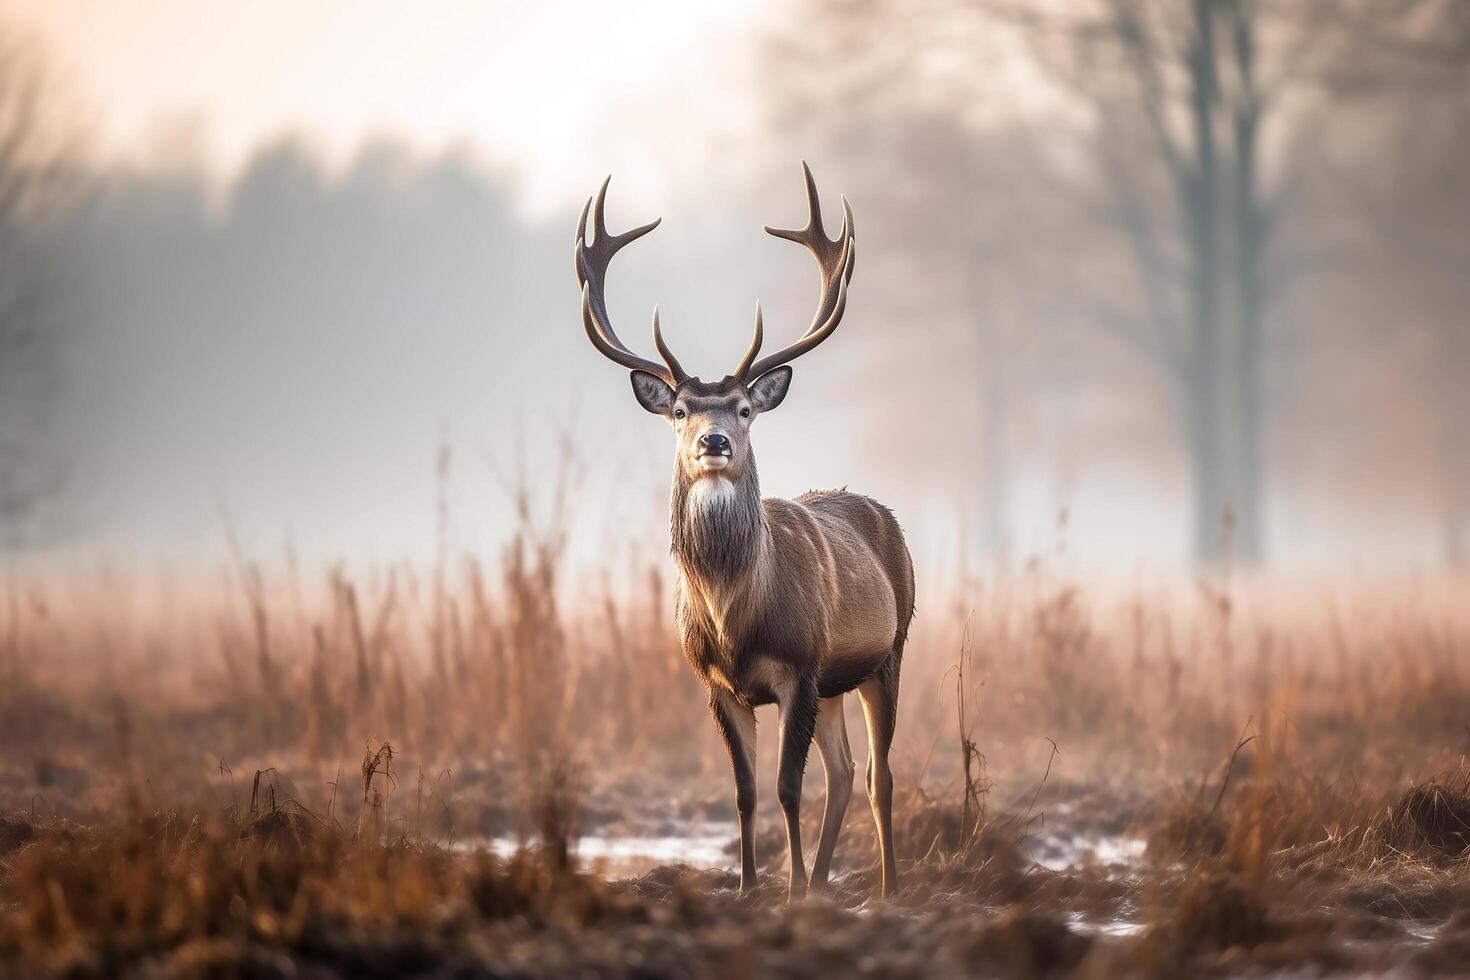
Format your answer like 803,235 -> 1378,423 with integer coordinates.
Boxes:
687,475 -> 735,515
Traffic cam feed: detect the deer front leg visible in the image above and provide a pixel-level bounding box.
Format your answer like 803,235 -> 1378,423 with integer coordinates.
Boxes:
710,689 -> 758,893
776,674 -> 819,902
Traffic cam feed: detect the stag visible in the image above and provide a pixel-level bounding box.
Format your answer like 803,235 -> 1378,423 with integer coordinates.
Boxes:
575,164 -> 914,900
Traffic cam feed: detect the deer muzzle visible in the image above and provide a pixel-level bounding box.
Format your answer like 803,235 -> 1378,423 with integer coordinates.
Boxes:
697,432 -> 732,470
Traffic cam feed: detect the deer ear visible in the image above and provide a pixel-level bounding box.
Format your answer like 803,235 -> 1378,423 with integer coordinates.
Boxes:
748,366 -> 792,412
630,370 -> 675,416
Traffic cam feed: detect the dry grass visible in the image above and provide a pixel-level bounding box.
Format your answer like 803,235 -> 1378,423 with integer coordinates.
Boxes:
2,486 -> 1469,974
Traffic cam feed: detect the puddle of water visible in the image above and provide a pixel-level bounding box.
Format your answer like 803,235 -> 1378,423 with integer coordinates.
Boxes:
1066,911 -> 1145,938
1030,833 -> 1148,872
459,825 -> 1148,880
456,822 -> 739,877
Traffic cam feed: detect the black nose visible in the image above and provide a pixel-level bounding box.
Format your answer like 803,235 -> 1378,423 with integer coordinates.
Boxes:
699,433 -> 731,455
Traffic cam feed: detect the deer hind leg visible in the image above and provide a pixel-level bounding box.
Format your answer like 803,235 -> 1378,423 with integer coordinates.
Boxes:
711,689 -> 759,893
809,695 -> 854,891
775,673 -> 819,902
858,660 -> 901,898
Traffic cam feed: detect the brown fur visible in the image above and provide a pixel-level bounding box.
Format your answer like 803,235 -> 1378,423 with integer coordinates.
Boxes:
651,374 -> 913,900
663,379 -> 913,709
676,486 -> 913,704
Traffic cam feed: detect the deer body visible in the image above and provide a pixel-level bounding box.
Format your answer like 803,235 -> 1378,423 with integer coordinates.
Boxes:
675,477 -> 908,704
574,165 -> 913,900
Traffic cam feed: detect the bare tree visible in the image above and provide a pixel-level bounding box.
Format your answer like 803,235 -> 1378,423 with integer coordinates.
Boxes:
0,24 -> 88,547
987,0 -> 1470,564
986,1 -> 1317,564
762,0 -> 1335,563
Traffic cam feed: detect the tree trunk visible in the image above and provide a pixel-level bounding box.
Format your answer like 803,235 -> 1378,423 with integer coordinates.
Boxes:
1229,0 -> 1267,564
1098,0 -> 1280,564
1188,374 -> 1229,564
1184,0 -> 1232,564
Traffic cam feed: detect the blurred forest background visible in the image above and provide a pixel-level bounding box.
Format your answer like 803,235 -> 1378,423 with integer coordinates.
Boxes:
2,0 -> 1467,573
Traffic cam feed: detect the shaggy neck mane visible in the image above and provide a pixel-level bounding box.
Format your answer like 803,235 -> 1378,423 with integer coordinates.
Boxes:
670,463 -> 766,593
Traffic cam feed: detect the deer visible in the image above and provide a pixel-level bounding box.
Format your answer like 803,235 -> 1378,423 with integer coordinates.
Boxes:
574,163 -> 914,901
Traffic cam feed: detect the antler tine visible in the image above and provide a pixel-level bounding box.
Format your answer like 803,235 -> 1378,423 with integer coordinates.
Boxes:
592,173 -> 611,243
737,163 -> 856,381
764,160 -> 827,244
742,242 -> 853,381
652,307 -> 688,382
574,176 -> 686,386
734,302 -> 764,379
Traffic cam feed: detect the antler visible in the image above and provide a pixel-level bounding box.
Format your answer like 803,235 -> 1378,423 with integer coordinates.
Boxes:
576,176 -> 689,386
734,161 -> 855,382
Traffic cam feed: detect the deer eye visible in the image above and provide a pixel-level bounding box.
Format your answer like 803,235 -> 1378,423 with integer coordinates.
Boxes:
740,407 -> 751,418
673,408 -> 686,420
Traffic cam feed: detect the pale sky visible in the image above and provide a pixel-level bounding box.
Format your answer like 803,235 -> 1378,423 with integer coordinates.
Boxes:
5,0 -> 763,214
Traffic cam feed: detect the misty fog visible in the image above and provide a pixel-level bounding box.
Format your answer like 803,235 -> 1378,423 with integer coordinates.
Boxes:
5,0 -> 1467,573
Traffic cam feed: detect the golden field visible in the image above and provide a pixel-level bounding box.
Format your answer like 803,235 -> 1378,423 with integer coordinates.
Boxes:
3,512 -> 1469,977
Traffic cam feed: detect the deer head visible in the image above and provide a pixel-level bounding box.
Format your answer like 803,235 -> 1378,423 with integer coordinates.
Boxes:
576,163 -> 855,487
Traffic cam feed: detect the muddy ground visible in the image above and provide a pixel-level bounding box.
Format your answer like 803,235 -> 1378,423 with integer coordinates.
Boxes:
4,766 -> 1470,979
